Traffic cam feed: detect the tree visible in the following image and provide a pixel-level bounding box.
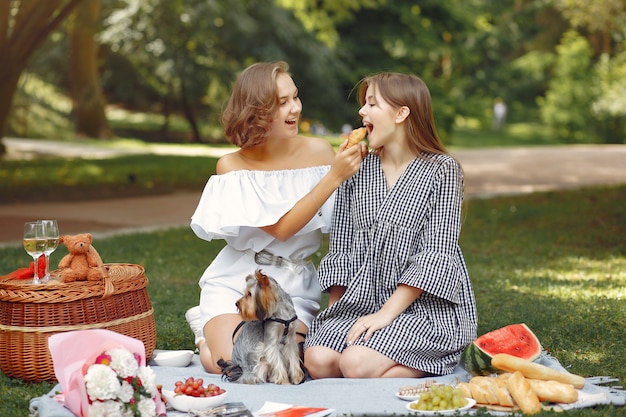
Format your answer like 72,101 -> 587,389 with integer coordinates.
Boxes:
0,0 -> 82,154
70,0 -> 112,139
539,30 -> 595,142
553,0 -> 626,55
100,0 -> 346,140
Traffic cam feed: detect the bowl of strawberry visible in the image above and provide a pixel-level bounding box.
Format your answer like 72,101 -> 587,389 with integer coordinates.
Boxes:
161,377 -> 227,412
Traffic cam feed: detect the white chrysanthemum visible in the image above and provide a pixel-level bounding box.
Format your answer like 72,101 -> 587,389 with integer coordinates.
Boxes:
137,397 -> 157,417
121,407 -> 135,417
85,364 -> 121,401
108,348 -> 139,378
88,399 -> 125,416
118,380 -> 134,403
136,366 -> 157,395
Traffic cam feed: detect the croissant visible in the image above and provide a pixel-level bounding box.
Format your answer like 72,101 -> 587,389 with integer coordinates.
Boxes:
346,127 -> 367,148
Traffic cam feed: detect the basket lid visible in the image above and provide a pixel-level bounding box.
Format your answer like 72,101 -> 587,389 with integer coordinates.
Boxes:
0,263 -> 148,303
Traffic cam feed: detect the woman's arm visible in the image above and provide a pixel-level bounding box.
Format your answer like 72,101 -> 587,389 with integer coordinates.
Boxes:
262,142 -> 365,241
327,285 -> 347,305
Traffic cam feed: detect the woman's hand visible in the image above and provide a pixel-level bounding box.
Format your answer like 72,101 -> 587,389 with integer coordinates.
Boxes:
327,140 -> 366,185
346,311 -> 394,345
345,284 -> 423,346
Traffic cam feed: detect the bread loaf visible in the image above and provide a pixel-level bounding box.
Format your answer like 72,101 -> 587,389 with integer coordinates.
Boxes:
527,379 -> 578,404
491,353 -> 585,389
506,371 -> 542,414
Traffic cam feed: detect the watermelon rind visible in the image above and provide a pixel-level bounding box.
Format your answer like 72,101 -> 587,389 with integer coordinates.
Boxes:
459,323 -> 542,376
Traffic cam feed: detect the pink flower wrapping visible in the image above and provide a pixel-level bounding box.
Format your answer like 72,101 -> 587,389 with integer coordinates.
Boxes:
48,329 -> 166,417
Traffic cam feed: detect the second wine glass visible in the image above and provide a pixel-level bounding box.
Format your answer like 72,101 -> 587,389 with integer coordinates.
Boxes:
41,219 -> 59,282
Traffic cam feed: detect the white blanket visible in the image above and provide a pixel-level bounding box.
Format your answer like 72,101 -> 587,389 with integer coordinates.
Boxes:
30,352 -> 625,416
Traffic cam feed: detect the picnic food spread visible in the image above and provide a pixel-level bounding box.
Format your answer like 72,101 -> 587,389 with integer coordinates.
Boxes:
398,324 -> 590,415
456,324 -> 586,414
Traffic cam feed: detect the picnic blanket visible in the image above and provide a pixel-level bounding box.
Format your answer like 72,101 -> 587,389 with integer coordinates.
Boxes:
30,351 -> 625,416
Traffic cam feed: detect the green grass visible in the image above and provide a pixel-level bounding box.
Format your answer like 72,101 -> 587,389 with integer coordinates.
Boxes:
0,153 -> 218,203
447,117 -> 556,149
0,184 -> 624,416
0,115 -> 559,205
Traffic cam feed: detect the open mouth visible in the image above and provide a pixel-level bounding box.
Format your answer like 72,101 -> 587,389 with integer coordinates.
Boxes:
286,119 -> 298,126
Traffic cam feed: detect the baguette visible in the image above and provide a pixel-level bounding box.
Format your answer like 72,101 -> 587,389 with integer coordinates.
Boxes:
470,377 -> 499,405
346,127 -> 367,148
470,376 -> 514,407
491,353 -> 586,389
527,379 -> 578,404
506,371 -> 542,414
490,380 -> 515,407
456,382 -> 472,398
496,372 -> 513,387
467,381 -> 491,404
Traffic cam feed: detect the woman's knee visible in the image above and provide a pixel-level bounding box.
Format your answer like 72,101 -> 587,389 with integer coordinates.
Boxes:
339,350 -> 371,378
339,347 -> 391,378
303,346 -> 341,379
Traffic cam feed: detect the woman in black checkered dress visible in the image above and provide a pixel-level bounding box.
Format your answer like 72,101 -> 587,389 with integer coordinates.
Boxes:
304,72 -> 478,378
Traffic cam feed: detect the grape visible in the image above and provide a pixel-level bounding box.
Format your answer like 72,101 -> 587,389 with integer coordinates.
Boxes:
173,376 -> 226,397
409,384 -> 468,412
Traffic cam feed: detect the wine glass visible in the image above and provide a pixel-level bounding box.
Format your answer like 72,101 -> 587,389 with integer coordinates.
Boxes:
23,221 -> 46,284
40,219 -> 59,282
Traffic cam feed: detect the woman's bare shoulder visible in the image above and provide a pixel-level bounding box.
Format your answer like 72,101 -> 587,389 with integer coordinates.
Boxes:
216,151 -> 244,174
297,135 -> 335,163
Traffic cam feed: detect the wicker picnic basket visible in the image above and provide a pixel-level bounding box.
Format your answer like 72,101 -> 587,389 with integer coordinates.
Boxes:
0,263 -> 156,382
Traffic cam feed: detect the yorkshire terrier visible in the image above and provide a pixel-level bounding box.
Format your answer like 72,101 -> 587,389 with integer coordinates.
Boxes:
217,269 -> 305,385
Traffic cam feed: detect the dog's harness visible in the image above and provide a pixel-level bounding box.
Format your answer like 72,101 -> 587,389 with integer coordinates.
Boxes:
232,316 -> 304,341
265,315 -> 298,337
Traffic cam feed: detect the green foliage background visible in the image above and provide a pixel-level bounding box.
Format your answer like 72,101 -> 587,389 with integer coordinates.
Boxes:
8,0 -> 626,144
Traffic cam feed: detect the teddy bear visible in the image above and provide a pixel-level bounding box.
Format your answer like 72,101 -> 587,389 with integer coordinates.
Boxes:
57,233 -> 108,283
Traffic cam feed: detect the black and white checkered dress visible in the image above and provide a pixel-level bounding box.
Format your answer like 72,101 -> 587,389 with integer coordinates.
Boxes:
305,152 -> 478,376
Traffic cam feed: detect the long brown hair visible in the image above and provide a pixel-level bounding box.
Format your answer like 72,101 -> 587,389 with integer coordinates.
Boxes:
357,72 -> 448,156
222,61 -> 290,148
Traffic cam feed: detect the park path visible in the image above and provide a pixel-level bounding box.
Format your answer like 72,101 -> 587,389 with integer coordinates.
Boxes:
1,138 -> 625,247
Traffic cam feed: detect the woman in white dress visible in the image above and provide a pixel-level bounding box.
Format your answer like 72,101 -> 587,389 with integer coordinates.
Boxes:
188,61 -> 365,374
304,72 -> 477,379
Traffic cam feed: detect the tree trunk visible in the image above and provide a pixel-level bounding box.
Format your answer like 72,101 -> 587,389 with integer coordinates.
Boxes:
180,79 -> 201,142
0,0 -> 82,154
70,0 -> 112,139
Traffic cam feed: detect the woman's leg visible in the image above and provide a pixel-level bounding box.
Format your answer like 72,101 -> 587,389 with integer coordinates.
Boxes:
198,313 -> 243,374
339,345 -> 428,378
304,345 -> 343,379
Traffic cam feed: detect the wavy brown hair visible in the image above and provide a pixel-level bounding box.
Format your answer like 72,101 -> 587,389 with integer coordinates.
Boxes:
357,72 -> 448,156
222,61 -> 290,148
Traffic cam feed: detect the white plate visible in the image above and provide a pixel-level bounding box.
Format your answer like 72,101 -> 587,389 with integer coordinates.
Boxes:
405,397 -> 476,415
161,389 -> 227,412
152,350 -> 194,367
395,392 -> 421,401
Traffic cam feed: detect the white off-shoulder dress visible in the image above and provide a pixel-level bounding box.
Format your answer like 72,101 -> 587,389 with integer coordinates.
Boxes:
190,166 -> 334,330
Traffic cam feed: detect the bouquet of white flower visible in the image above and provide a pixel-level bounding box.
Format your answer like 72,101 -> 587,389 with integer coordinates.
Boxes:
84,348 -> 158,417
48,329 -> 166,417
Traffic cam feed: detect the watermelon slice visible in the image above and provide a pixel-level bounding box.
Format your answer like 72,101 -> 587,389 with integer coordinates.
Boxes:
460,323 -> 542,376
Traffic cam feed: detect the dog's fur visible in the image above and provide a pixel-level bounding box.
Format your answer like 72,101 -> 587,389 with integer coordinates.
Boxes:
217,269 -> 304,385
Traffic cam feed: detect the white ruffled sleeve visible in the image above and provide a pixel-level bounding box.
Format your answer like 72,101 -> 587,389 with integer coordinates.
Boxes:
190,166 -> 334,242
